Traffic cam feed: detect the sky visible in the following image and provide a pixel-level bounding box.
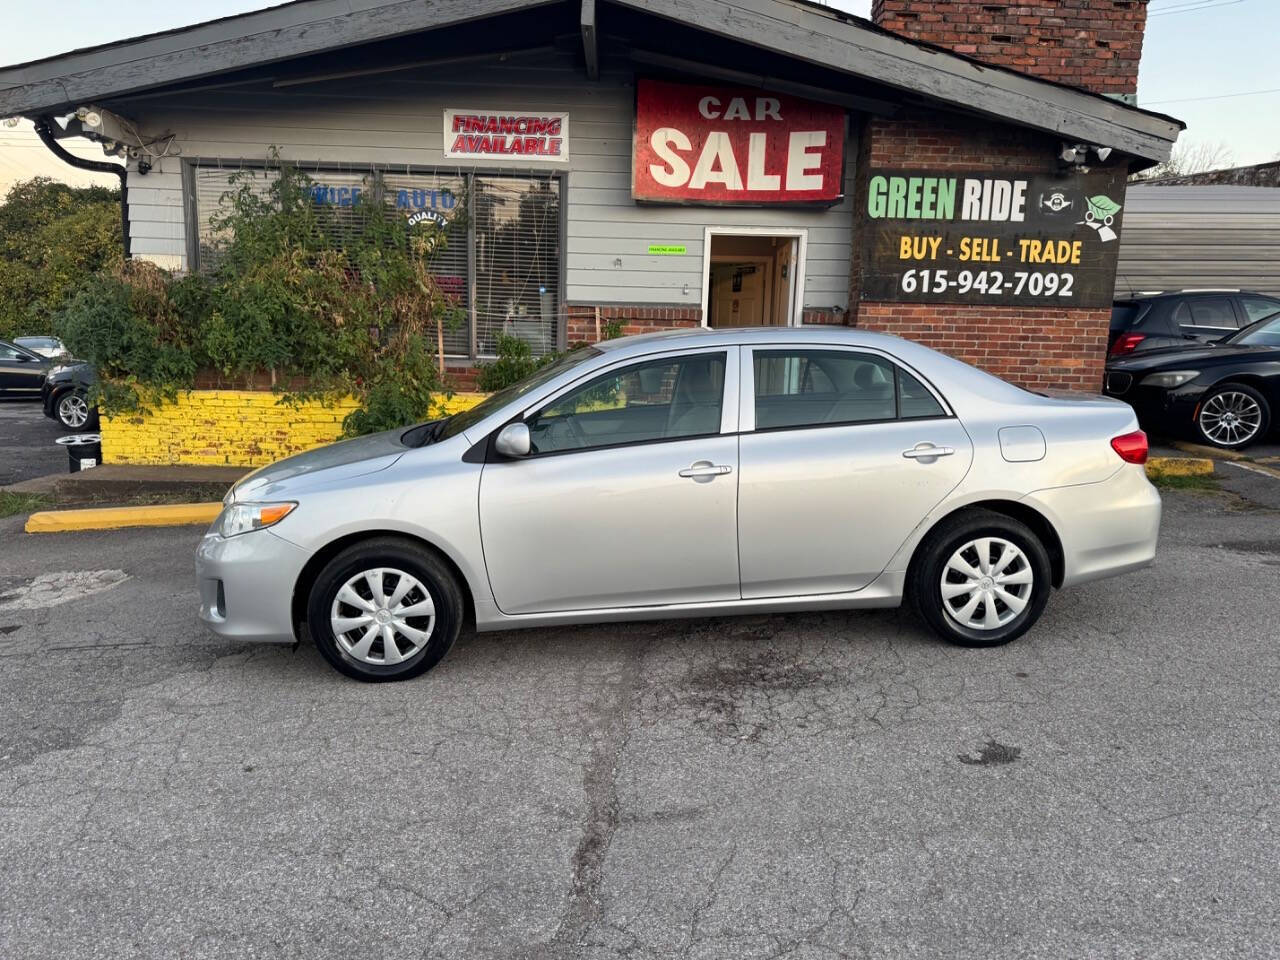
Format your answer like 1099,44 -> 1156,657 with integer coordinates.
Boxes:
0,0 -> 1276,191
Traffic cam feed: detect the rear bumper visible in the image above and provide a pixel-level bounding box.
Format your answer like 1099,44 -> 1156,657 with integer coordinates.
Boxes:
195,526 -> 310,643
1025,465 -> 1162,588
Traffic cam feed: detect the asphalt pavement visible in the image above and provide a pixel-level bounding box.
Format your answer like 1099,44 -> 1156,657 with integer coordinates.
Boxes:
1,482 -> 1278,959
0,398 -> 66,485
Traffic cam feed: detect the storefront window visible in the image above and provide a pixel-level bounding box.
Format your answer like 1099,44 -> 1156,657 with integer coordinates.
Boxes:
191,163 -> 561,359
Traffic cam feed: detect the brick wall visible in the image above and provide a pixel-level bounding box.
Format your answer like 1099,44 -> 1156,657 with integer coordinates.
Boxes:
101,390 -> 485,466
566,305 -> 702,344
871,0 -> 1149,98
847,108 -> 1121,391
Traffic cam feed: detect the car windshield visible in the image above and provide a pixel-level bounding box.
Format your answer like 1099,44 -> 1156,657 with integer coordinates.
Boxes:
432,346 -> 602,443
17,337 -> 56,349
1226,312 -> 1280,347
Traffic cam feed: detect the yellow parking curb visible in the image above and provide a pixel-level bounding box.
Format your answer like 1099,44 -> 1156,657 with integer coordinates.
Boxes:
25,502 -> 222,534
1146,457 -> 1215,479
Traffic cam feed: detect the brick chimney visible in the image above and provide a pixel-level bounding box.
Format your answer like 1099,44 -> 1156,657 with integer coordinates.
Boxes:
870,0 -> 1149,102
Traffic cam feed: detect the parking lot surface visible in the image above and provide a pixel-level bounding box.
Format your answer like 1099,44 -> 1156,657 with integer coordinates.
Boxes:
1,487 -> 1278,959
0,399 -> 65,485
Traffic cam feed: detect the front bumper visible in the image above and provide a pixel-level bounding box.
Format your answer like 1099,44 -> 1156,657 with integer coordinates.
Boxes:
1025,465 -> 1162,588
195,526 -> 311,643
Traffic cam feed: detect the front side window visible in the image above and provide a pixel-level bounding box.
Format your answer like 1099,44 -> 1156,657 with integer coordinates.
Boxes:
1240,297 -> 1280,324
527,352 -> 726,454
753,349 -> 944,430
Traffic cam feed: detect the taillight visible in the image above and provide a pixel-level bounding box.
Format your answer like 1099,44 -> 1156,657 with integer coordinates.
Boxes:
1111,430 -> 1148,465
1110,333 -> 1146,356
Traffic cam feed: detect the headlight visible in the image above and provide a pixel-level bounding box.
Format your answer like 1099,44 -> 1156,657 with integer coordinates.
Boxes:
1140,370 -> 1200,388
215,501 -> 296,538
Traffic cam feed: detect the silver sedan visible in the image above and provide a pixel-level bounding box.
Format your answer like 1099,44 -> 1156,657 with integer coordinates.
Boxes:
196,327 -> 1161,682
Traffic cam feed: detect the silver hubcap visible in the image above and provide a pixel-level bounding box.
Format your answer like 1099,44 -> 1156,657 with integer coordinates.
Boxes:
330,567 -> 435,666
59,394 -> 89,428
940,537 -> 1033,631
1199,391 -> 1262,446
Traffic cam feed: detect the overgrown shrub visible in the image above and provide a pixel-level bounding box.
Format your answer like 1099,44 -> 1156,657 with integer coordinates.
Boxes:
475,332 -> 555,392
53,155 -> 467,436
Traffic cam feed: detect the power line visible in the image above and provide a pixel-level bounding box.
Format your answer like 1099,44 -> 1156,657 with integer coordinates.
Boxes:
1149,0 -> 1249,16
1144,86 -> 1280,105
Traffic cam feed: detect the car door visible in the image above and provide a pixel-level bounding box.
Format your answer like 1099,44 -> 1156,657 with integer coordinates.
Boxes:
736,345 -> 973,599
478,347 -> 741,615
0,342 -> 46,396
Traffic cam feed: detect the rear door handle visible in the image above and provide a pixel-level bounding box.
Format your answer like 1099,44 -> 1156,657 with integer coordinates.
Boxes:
679,461 -> 733,482
902,443 -> 955,460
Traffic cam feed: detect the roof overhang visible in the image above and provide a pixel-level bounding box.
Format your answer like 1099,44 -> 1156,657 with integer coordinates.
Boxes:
0,0 -> 1182,164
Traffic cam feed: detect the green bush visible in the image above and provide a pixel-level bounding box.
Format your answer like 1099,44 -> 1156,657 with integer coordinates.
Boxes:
0,178 -> 122,341
475,332 -> 557,392
52,156 -> 468,435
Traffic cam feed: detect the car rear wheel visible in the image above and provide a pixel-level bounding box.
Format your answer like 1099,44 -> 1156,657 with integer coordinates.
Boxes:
56,390 -> 97,430
1196,383 -> 1269,450
307,538 -> 463,682
908,510 -> 1052,648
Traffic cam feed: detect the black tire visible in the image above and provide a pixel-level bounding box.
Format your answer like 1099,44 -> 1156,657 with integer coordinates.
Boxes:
54,389 -> 98,431
908,509 -> 1052,648
307,537 -> 464,682
1194,382 -> 1270,450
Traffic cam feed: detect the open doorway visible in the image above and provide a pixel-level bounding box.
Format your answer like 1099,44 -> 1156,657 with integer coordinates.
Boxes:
703,230 -> 805,328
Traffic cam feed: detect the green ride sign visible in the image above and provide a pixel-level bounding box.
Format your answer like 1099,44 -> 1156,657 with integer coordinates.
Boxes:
860,168 -> 1128,308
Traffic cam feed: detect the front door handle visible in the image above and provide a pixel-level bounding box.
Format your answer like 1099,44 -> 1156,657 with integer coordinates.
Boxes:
902,443 -> 955,461
679,460 -> 733,482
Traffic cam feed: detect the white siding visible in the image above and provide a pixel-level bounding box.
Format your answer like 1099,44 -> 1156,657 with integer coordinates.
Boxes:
119,51 -> 855,309
1116,186 -> 1280,297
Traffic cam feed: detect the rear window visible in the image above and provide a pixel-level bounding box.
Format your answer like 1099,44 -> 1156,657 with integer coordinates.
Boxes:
1110,303 -> 1140,330
1240,297 -> 1280,324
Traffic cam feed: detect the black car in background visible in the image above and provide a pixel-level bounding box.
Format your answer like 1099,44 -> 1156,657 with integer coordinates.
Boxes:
1104,311 -> 1280,449
1109,290 -> 1280,357
0,339 -> 50,399
41,360 -> 98,430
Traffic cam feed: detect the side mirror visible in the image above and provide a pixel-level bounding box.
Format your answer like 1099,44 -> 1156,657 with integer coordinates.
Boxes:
494,422 -> 531,458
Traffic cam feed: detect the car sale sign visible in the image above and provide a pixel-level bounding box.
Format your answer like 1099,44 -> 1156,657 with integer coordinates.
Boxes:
632,79 -> 845,206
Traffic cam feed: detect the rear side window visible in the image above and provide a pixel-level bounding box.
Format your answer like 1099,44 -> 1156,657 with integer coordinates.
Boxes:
1186,297 -> 1237,330
752,349 -> 945,430
1240,297 -> 1280,324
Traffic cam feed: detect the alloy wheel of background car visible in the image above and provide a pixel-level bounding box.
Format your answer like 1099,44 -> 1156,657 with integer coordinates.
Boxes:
908,509 -> 1051,648
939,536 -> 1033,632
307,537 -> 463,682
57,392 -> 90,429
1197,385 -> 1269,449
329,567 -> 436,666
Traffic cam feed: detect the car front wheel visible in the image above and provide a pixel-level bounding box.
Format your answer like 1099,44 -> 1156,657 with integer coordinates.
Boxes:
55,390 -> 98,431
1196,383 -> 1269,450
306,538 -> 464,682
908,510 -> 1052,648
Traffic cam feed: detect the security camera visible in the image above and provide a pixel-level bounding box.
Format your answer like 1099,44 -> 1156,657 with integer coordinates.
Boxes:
137,156 -> 152,175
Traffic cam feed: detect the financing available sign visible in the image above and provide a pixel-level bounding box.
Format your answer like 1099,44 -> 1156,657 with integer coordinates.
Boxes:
860,168 -> 1128,308
632,78 -> 846,206
444,109 -> 569,163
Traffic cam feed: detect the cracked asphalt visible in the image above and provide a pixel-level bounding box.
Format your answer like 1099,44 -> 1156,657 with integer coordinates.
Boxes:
1,485 -> 1278,959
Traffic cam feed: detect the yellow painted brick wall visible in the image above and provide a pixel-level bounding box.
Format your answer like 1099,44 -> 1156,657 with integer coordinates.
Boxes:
101,390 -> 487,467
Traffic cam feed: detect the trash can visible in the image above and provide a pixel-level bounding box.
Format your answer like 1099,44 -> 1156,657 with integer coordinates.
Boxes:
56,434 -> 102,473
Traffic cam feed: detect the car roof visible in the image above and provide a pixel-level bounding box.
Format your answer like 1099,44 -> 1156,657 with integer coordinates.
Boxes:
594,325 -> 911,353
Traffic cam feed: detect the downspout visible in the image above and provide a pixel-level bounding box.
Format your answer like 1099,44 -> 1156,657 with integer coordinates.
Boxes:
32,114 -> 131,258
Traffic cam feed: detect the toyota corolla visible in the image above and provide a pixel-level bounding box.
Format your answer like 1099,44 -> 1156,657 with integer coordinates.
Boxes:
197,328 -> 1161,682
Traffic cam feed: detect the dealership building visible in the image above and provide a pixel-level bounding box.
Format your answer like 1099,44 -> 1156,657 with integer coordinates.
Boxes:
0,0 -> 1181,391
